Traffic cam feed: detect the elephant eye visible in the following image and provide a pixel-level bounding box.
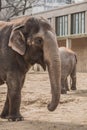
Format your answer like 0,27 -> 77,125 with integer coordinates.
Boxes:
34,37 -> 43,45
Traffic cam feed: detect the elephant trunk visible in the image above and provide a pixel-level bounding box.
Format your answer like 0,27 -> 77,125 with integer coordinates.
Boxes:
43,31 -> 61,111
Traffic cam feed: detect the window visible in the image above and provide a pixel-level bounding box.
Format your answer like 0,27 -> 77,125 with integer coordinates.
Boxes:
56,15 -> 68,36
71,12 -> 85,34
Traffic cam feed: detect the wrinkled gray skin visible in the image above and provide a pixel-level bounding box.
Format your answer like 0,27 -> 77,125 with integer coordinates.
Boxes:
59,47 -> 77,94
0,17 -> 61,121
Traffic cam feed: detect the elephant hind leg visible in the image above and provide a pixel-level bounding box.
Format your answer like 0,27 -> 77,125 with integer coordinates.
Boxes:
70,66 -> 76,90
61,78 -> 67,94
71,76 -> 76,90
65,78 -> 69,91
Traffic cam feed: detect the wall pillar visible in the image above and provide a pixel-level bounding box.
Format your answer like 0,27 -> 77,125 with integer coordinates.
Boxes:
68,14 -> 71,35
85,11 -> 87,34
66,38 -> 72,49
51,17 -> 56,32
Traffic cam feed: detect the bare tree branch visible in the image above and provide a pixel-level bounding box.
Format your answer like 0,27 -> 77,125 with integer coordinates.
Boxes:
7,2 -> 42,19
0,0 -> 1,11
22,0 -> 27,15
0,0 -> 42,20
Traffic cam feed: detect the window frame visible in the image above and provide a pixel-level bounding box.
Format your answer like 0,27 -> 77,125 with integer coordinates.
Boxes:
56,15 -> 68,36
71,11 -> 85,34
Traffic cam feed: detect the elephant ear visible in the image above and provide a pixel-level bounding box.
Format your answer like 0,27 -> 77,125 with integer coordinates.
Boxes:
8,25 -> 26,55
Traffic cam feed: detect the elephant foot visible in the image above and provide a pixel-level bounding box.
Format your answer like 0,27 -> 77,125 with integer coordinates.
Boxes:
0,114 -> 8,119
0,113 -> 24,121
66,87 -> 69,91
61,88 -> 67,94
7,115 -> 24,122
71,86 -> 76,90
0,112 -> 9,119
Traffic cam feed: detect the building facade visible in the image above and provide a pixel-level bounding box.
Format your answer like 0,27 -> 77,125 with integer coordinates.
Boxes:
33,1 -> 87,72
31,0 -> 74,14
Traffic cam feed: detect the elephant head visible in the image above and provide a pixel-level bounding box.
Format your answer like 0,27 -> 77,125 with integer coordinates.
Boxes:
8,17 -> 61,111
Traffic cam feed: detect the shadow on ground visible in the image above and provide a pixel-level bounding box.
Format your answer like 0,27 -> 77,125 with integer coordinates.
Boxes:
0,120 -> 87,130
68,89 -> 87,97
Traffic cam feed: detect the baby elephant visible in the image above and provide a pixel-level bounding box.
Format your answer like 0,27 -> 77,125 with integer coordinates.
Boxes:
59,47 -> 77,94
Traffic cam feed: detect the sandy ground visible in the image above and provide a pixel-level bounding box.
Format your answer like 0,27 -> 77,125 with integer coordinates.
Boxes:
0,71 -> 87,130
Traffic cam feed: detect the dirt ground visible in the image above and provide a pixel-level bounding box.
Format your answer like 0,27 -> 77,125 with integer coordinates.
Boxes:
0,71 -> 87,130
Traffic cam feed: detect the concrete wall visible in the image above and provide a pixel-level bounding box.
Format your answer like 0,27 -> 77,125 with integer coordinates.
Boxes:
34,2 -> 87,18
58,37 -> 87,72
72,38 -> 87,72
58,40 -> 66,47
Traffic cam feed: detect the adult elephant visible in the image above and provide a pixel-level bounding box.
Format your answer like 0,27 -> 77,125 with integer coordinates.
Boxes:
0,17 -> 61,121
59,47 -> 77,94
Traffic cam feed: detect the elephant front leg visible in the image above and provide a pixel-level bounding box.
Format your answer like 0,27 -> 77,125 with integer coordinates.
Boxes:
6,73 -> 25,121
0,94 -> 9,119
8,89 -> 23,121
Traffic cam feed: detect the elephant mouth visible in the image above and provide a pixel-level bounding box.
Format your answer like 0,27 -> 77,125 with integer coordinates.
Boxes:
37,59 -> 46,71
28,51 -> 46,71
